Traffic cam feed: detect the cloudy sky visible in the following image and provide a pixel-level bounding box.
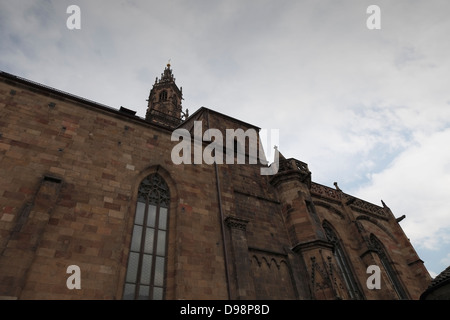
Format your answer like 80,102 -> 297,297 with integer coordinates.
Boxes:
1,0 -> 449,279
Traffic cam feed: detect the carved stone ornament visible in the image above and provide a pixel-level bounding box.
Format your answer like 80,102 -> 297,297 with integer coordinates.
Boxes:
225,216 -> 249,231
138,173 -> 170,207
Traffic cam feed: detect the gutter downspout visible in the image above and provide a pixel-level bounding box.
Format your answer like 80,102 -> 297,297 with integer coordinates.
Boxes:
206,109 -> 232,299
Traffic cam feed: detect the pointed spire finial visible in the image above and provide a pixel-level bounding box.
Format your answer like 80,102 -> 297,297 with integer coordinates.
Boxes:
334,182 -> 342,191
274,146 -> 286,162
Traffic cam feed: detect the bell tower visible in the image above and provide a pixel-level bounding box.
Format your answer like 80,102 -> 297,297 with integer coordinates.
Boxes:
145,63 -> 185,128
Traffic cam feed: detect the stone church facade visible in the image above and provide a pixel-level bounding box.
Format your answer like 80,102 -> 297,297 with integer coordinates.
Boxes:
0,65 -> 431,299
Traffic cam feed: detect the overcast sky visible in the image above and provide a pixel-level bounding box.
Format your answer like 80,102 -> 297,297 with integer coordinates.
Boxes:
1,0 -> 449,279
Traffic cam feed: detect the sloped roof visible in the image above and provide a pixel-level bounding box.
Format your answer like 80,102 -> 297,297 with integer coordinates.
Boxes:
420,265 -> 450,299
430,265 -> 450,288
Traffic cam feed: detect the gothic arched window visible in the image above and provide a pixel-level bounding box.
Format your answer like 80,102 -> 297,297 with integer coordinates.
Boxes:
123,173 -> 170,300
370,234 -> 409,299
159,90 -> 168,101
323,222 -> 363,299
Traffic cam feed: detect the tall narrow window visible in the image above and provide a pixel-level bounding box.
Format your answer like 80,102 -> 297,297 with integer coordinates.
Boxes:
123,173 -> 170,300
370,234 -> 408,299
159,90 -> 168,101
323,222 -> 363,299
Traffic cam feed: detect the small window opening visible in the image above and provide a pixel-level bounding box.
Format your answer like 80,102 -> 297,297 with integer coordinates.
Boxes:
159,91 -> 168,101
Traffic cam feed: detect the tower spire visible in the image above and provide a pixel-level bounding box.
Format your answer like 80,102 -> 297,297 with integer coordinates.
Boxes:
145,63 -> 183,128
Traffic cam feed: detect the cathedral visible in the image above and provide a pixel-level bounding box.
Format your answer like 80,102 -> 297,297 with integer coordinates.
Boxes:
0,64 -> 431,300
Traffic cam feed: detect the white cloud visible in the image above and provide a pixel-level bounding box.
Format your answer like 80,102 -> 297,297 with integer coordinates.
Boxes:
441,253 -> 450,266
355,128 -> 450,251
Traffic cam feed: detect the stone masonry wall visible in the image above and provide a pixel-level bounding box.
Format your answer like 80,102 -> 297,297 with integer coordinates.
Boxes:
0,73 -> 431,300
0,76 -> 228,299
